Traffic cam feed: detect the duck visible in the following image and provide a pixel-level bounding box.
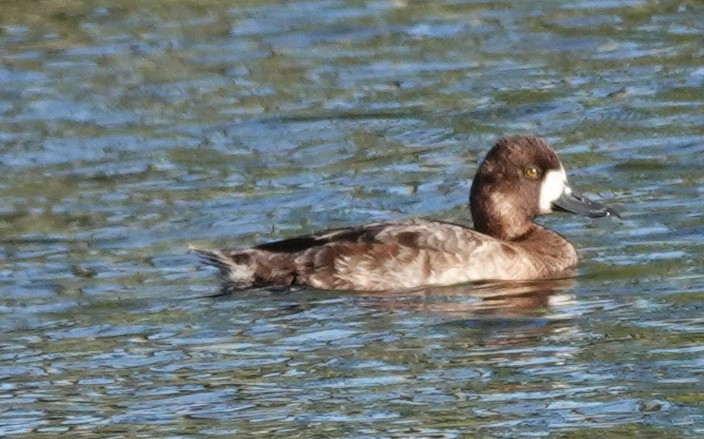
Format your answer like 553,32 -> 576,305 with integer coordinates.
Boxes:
192,135 -> 617,293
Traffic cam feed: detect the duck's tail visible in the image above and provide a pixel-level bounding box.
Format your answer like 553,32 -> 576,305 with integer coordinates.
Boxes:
191,244 -> 304,295
189,245 -> 233,271
190,245 -> 260,290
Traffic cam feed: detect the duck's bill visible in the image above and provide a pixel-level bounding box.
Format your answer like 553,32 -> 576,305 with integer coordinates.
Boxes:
552,187 -> 620,218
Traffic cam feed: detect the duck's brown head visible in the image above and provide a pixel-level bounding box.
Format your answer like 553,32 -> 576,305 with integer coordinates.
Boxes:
469,135 -> 616,240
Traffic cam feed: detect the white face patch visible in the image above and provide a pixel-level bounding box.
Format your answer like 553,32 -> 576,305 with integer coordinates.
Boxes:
539,166 -> 568,213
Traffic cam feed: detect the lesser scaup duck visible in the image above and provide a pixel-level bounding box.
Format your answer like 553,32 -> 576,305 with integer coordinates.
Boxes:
193,135 -> 617,293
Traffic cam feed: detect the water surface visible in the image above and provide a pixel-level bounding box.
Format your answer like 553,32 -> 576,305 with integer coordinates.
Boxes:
1,0 -> 704,437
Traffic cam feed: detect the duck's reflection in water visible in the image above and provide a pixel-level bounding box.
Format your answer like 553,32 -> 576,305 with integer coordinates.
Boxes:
358,277 -> 579,342
208,277 -> 579,341
364,277 -> 576,315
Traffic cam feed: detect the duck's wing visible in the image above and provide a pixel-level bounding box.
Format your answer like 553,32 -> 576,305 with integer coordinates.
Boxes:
254,219 -> 492,250
252,222 -> 393,253
294,219 -> 529,290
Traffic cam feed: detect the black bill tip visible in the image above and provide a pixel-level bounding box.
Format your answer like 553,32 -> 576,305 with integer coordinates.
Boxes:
553,187 -> 619,219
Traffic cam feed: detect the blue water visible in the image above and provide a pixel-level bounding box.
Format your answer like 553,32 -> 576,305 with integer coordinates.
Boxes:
1,0 -> 704,436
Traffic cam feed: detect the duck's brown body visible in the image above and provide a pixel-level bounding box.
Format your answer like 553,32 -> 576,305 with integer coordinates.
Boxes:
194,219 -> 577,293
193,135 -> 615,293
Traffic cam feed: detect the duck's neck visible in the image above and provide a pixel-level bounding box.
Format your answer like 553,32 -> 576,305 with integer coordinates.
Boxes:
471,204 -> 535,241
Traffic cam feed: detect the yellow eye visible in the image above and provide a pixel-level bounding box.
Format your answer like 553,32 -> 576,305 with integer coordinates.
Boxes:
524,167 -> 540,179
